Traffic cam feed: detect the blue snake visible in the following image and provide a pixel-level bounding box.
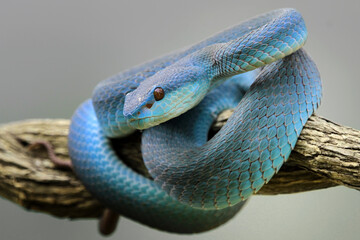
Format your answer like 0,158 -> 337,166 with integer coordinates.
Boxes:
68,8 -> 322,233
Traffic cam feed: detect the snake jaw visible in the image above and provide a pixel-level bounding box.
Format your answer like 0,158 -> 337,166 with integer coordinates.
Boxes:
125,107 -> 159,129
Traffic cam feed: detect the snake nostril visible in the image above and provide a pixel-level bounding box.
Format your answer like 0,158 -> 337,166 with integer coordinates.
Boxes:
145,103 -> 153,109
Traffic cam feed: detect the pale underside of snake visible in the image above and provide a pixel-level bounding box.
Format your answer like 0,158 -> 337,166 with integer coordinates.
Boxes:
68,8 -> 322,233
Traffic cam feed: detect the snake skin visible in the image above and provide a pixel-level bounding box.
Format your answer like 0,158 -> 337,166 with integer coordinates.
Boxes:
68,8 -> 322,233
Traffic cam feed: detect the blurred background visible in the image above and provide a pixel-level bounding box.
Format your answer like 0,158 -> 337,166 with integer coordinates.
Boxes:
0,1 -> 359,239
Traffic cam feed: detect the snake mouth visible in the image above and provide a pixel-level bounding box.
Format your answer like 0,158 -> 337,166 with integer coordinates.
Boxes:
125,104 -> 164,129
127,114 -> 163,130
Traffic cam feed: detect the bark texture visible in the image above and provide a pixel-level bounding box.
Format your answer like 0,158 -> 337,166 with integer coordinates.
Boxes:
0,113 -> 358,219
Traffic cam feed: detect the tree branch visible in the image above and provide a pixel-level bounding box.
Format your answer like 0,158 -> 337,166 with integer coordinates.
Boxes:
0,113 -> 358,219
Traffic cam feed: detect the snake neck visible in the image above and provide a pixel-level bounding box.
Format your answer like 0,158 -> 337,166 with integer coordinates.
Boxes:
205,8 -> 307,88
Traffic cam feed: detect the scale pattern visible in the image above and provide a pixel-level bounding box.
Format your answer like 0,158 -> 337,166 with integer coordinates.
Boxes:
68,100 -> 244,233
142,50 -> 321,209
68,8 -> 322,232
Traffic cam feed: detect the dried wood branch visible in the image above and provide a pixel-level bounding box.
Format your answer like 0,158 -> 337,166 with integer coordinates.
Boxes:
0,113 -> 358,219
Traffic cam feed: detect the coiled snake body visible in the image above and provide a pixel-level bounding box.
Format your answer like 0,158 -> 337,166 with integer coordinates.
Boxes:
68,9 -> 322,233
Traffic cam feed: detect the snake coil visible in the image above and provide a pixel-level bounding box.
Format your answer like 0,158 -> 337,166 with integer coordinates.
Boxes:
68,8 -> 322,233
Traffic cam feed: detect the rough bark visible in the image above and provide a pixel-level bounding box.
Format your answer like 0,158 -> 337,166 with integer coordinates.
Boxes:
0,113 -> 358,219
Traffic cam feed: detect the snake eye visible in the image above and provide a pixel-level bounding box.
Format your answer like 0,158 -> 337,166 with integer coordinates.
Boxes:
153,87 -> 165,101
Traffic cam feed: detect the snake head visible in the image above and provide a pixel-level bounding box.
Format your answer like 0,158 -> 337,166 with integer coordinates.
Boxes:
123,66 -> 210,129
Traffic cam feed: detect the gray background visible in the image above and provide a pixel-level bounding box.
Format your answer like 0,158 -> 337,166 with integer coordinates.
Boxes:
1,1 -> 359,240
